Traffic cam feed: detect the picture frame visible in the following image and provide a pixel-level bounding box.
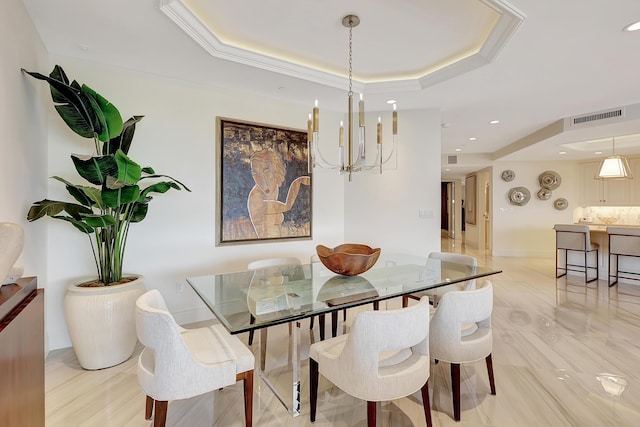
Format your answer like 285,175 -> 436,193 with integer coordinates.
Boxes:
465,173 -> 477,225
216,117 -> 312,246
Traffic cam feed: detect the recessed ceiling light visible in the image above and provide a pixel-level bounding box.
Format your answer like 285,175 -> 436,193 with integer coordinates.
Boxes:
386,99 -> 397,104
445,168 -> 451,171
595,151 -> 603,155
490,120 -> 500,124
455,148 -> 462,152
624,20 -> 640,32
469,137 -> 477,141
559,151 -> 567,155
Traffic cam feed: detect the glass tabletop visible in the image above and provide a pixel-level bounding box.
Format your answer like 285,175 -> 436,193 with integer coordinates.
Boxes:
187,253 -> 501,335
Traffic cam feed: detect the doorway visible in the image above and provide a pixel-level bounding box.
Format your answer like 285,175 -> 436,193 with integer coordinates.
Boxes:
441,179 -> 462,240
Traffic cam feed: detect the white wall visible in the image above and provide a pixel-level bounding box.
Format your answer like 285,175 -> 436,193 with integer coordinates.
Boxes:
344,109 -> 442,256
39,59 -> 443,350
0,1 -> 48,301
492,161 -> 580,257
40,57 -> 350,349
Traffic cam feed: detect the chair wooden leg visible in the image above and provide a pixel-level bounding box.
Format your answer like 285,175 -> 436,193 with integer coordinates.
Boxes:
331,311 -> 338,337
237,370 -> 253,427
421,379 -> 433,427
248,315 -> 256,345
310,358 -> 319,422
373,301 -> 379,310
318,314 -> 325,340
309,316 -> 315,330
402,295 -> 409,307
145,395 -> 154,419
451,363 -> 461,421
342,308 -> 347,321
485,354 -> 496,395
153,400 -> 168,427
260,328 -> 268,371
367,401 -> 377,427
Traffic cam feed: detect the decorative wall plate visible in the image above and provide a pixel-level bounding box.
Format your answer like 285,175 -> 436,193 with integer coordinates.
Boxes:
508,187 -> 531,206
536,188 -> 552,200
553,198 -> 569,210
538,170 -> 561,190
501,169 -> 515,182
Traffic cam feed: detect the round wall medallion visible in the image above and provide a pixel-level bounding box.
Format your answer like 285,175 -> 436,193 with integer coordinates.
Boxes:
538,171 -> 561,190
536,188 -> 552,200
553,198 -> 569,210
508,187 -> 531,206
501,170 -> 515,182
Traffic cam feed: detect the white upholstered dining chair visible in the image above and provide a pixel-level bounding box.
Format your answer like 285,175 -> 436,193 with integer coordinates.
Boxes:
135,289 -> 254,427
429,280 -> 495,421
402,252 -> 478,307
309,296 -> 433,427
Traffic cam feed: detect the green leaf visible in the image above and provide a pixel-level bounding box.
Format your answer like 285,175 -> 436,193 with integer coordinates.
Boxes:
51,176 -> 103,208
51,215 -> 95,234
139,181 -> 177,200
104,116 -> 143,155
130,202 -> 149,223
114,150 -> 141,185
83,84 -> 123,142
72,154 -> 117,185
141,173 -> 191,192
102,185 -> 140,208
27,199 -> 92,222
22,66 -> 99,139
81,214 -> 116,228
141,166 -> 155,174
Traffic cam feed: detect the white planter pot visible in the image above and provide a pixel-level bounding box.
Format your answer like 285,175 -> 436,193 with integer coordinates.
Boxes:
64,275 -> 146,370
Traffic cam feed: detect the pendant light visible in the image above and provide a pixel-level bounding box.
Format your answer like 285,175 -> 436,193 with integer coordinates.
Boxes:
595,137 -> 633,180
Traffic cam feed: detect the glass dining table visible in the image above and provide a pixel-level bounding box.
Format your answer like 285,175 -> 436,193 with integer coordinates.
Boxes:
187,252 -> 502,417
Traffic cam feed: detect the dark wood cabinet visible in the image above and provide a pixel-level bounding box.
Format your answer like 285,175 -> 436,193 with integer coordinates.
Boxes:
0,277 -> 44,427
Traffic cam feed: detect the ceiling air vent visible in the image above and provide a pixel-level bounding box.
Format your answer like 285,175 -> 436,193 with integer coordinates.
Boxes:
570,108 -> 624,127
447,155 -> 458,164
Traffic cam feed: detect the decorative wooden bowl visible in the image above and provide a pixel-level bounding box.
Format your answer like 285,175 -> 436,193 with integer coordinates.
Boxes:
316,244 -> 381,276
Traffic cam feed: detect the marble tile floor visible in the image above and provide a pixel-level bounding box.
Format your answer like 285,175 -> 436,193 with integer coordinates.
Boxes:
45,241 -> 640,426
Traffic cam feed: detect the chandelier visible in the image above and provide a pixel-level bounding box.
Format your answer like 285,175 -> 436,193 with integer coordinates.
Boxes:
307,15 -> 398,181
595,137 -> 633,180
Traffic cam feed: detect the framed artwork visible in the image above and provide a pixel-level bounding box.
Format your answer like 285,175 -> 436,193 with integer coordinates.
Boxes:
465,173 -> 477,225
216,117 -> 312,246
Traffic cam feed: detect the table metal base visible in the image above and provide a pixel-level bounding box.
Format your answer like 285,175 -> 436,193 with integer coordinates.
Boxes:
256,321 -> 301,417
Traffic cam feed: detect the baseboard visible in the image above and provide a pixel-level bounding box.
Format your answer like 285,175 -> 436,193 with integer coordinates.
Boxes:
491,249 -> 555,258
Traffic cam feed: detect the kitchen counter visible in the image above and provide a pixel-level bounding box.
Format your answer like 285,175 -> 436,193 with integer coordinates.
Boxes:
577,223 -> 640,232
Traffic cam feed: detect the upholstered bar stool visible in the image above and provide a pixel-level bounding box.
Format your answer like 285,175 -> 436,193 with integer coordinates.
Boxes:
607,227 -> 640,287
554,224 -> 599,283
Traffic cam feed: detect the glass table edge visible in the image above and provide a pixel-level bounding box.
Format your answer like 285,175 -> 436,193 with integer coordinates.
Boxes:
186,267 -> 502,335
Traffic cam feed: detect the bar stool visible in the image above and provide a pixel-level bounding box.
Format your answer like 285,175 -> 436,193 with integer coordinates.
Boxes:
554,224 -> 599,283
607,227 -> 640,287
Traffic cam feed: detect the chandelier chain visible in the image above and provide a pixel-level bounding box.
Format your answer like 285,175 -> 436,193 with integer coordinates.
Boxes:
348,24 -> 353,96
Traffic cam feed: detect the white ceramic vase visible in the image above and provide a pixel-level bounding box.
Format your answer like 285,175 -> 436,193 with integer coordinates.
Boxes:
0,222 -> 24,283
64,275 -> 146,370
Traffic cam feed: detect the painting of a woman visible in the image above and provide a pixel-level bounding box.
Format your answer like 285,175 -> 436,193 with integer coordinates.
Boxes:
248,149 -> 310,238
217,118 -> 312,245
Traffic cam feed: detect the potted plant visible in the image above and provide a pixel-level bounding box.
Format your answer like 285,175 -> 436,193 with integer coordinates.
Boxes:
23,65 -> 190,369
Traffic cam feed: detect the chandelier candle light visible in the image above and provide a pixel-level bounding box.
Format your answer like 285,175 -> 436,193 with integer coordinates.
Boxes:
307,15 -> 398,181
